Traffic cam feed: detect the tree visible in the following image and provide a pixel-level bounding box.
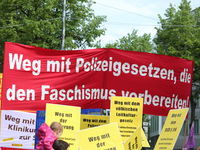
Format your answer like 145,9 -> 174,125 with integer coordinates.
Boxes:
102,29 -> 154,53
0,0 -> 106,72
153,0 -> 200,129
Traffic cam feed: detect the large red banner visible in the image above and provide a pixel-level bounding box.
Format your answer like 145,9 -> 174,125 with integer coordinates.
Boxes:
1,42 -> 194,116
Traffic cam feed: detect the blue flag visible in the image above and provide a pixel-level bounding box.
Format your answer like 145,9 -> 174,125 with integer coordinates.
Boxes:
34,111 -> 46,149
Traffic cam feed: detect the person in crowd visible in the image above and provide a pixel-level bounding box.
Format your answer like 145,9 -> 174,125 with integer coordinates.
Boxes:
53,140 -> 70,150
36,121 -> 63,150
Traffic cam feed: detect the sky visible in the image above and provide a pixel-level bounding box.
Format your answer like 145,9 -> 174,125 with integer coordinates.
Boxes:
91,0 -> 200,47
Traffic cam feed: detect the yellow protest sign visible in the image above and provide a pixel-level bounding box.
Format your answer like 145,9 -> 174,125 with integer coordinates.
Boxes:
110,96 -> 143,142
124,126 -> 142,150
80,114 -> 109,130
154,108 -> 189,150
45,103 -> 81,150
0,73 -> 2,109
76,122 -> 125,150
141,128 -> 150,148
0,73 -> 2,84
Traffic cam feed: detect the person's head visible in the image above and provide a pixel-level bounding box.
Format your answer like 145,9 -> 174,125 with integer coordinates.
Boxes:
50,122 -> 63,139
53,140 -> 70,150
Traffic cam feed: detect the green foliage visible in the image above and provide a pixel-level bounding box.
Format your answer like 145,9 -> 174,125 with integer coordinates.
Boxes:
104,29 -> 154,53
153,0 -> 200,128
0,0 -> 107,72
153,0 -> 200,101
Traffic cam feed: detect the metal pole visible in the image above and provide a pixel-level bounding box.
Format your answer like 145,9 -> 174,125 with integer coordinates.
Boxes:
182,119 -> 188,149
61,0 -> 66,50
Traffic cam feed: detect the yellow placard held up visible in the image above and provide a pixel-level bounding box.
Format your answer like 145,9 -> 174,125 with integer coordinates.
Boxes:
0,73 -> 2,85
76,122 -> 125,150
45,103 -> 81,150
110,96 -> 143,142
154,108 -> 189,150
80,114 -> 109,130
0,73 -> 2,109
141,128 -> 150,148
124,126 -> 142,150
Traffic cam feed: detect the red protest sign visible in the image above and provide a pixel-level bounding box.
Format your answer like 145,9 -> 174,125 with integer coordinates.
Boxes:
2,42 -> 194,116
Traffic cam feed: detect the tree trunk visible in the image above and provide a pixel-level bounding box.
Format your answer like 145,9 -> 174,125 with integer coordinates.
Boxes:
189,92 -> 196,129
